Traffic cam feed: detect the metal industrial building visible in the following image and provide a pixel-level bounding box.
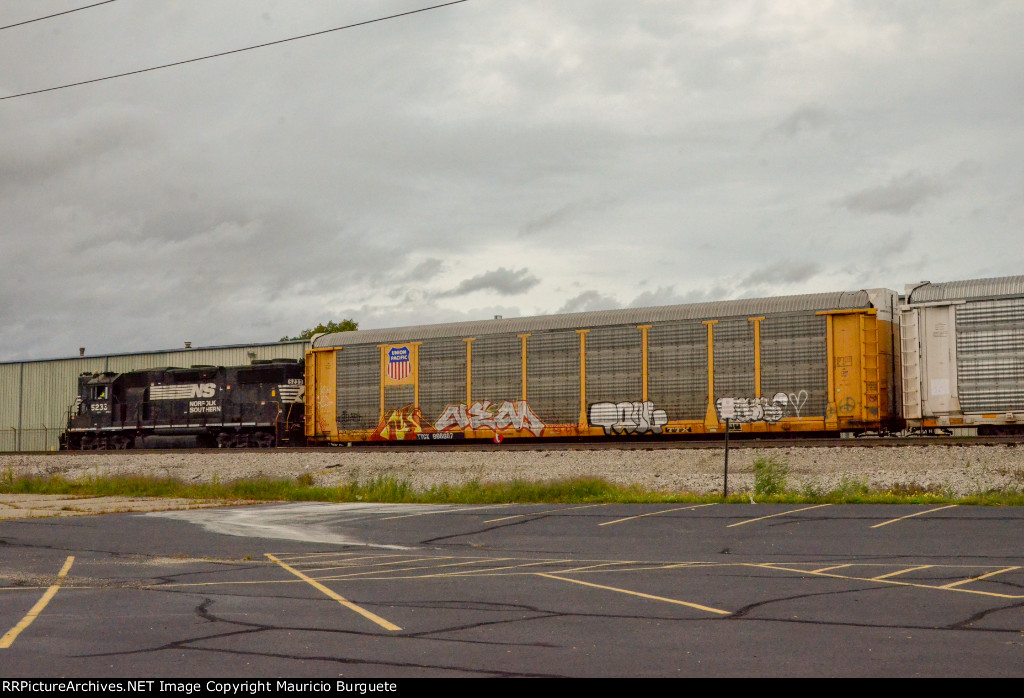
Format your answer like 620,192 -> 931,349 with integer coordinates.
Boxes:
0,340 -> 309,452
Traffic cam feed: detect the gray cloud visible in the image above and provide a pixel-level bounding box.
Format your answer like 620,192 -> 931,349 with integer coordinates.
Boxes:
838,172 -> 946,215
520,197 -> 618,236
436,268 -> 540,298
557,291 -> 619,314
1,2 -> 1023,360
405,258 -> 445,283
769,105 -> 834,139
741,261 -> 821,289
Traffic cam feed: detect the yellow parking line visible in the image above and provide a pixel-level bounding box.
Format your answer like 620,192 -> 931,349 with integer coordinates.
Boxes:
316,557 -> 517,580
811,564 -> 853,574
940,566 -> 1019,589
484,503 -> 608,523
282,554 -> 405,569
303,556 -> 449,573
726,504 -> 831,528
599,503 -> 716,527
378,504 -> 512,521
537,573 -> 730,615
871,565 -> 933,580
265,554 -> 401,632
752,563 -> 1024,600
388,559 -> 572,580
268,551 -> 361,560
548,562 -> 635,574
1,556 -> 74,649
870,505 -> 958,529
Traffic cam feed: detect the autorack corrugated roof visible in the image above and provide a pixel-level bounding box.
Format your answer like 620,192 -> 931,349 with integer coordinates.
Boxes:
313,290 -> 875,348
906,275 -> 1024,304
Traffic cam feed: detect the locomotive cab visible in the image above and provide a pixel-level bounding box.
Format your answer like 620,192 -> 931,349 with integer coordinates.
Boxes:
62,371 -> 132,449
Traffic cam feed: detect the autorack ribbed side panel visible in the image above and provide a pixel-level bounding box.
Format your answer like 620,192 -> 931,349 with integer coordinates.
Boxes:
647,321 -> 707,421
760,314 -> 827,417
384,385 -> 414,412
956,299 -> 1024,412
336,346 -> 379,430
471,335 -> 521,406
526,331 -> 580,424
585,326 -> 643,405
713,319 -> 755,400
419,339 -> 466,422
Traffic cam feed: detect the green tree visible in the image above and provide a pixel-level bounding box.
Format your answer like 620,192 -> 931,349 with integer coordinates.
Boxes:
280,319 -> 358,341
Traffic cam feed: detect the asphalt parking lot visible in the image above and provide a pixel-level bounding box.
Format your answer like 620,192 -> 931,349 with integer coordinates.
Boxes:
1,501 -> 1022,676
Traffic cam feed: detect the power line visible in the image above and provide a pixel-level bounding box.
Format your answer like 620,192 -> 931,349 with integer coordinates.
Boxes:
0,0 -> 469,101
0,1 -> 121,32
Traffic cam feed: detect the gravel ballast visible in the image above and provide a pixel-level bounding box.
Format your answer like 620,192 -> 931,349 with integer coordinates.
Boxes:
3,444 -> 1024,496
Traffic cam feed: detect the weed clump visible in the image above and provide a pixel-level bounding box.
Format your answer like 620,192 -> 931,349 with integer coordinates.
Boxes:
753,456 -> 789,496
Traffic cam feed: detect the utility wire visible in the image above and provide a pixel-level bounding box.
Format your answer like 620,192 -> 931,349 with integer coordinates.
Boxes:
0,0 -> 469,101
0,1 -> 121,32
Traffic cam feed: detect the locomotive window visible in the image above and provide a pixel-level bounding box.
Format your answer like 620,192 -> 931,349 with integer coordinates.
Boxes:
92,386 -> 108,400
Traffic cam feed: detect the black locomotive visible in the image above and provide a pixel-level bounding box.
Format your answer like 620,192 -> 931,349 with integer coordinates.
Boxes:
60,359 -> 305,449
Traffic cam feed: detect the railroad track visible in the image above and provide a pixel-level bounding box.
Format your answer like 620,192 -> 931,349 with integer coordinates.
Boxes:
34,434 -> 1024,455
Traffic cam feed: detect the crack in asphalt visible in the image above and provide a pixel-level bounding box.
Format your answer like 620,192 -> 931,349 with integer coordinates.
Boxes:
949,599 -> 1024,630
418,516 -> 551,544
75,596 -> 569,677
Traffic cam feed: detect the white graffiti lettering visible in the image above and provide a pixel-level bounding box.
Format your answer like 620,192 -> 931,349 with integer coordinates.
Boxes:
787,390 -> 808,418
716,393 -> 789,423
434,401 -> 546,437
588,401 -> 669,435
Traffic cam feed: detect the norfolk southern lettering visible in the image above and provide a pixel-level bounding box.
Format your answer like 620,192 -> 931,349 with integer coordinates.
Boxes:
60,359 -> 306,450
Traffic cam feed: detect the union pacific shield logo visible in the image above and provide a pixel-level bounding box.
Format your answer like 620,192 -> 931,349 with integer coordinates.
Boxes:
386,346 -> 411,381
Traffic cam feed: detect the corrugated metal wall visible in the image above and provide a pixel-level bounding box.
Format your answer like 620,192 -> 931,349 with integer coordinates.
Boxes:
956,299 -> 1024,412
0,341 -> 308,451
0,363 -> 23,452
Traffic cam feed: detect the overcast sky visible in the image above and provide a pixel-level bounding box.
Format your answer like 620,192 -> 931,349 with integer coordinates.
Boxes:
2,0 -> 1022,361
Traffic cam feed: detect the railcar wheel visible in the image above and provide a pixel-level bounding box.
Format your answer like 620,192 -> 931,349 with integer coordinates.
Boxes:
253,432 -> 275,448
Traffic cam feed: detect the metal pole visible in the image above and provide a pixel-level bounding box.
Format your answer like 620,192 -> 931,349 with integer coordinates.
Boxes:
723,418 -> 730,498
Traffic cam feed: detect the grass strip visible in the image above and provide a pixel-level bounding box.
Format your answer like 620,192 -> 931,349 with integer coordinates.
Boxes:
2,470 -> 1023,506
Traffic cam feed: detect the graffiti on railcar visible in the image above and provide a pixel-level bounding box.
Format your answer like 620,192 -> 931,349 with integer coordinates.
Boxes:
715,393 -> 790,423
787,390 -> 808,417
434,400 -> 546,437
371,405 -> 431,440
588,401 -> 669,435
